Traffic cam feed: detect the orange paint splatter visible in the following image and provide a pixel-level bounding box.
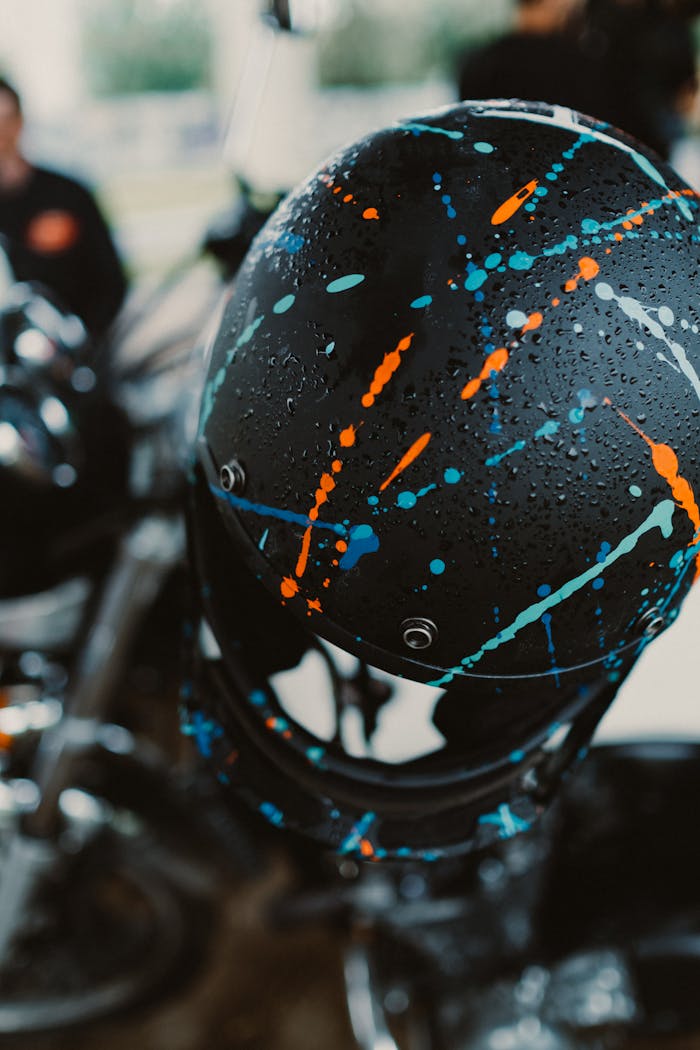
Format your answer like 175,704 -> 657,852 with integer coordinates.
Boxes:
379,431 -> 432,492
491,179 -> 538,225
613,405 -> 700,575
306,598 -> 323,615
340,425 -> 357,448
360,839 -> 375,858
280,576 -> 299,599
361,333 -> 414,408
295,526 -> 313,578
461,347 -> 509,401
363,207 -> 379,220
564,256 -> 600,293
335,540 -> 348,553
332,459 -> 343,473
521,311 -> 543,335
551,297 -> 560,307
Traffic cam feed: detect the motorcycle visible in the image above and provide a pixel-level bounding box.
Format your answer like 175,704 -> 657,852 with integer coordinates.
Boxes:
0,237 -> 255,1034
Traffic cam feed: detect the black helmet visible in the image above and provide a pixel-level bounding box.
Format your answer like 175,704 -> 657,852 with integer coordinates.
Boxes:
0,281 -> 129,597
187,100 -> 700,859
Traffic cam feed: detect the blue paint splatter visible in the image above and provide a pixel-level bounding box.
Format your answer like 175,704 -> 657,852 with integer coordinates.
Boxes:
339,524 -> 380,569
277,230 -> 304,254
212,485 -> 346,536
541,612 -> 561,687
181,711 -> 223,758
260,801 -> 285,827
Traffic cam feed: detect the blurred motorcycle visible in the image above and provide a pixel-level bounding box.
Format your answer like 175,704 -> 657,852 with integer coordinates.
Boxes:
0,237 -> 239,1034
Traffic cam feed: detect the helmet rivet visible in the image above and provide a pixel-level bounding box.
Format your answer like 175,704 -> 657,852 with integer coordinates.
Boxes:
220,460 -> 246,494
637,607 -> 666,639
401,618 -> 438,650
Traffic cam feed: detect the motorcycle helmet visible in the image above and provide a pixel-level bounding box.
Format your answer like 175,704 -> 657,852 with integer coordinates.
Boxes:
0,280 -> 130,597
186,99 -> 700,859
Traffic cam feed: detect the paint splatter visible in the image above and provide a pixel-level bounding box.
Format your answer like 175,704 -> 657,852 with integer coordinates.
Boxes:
611,405 -> 700,563
401,122 -> 464,140
326,274 -> 365,294
379,432 -> 432,492
564,256 -> 600,292
492,179 -> 539,225
461,347 -> 509,401
430,500 -> 676,685
273,293 -> 295,314
338,525 -> 380,569
362,333 -> 414,408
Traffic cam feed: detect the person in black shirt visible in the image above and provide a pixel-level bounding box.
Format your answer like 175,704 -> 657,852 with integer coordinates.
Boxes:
0,77 -> 128,340
456,0 -> 601,117
457,0 -> 698,162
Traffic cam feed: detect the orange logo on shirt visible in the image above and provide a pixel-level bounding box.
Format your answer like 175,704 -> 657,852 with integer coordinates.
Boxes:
26,210 -> 80,254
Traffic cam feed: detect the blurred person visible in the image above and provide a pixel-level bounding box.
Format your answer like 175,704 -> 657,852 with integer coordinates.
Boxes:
457,0 -> 698,162
580,0 -> 698,159
0,76 -> 127,340
456,0 -> 603,118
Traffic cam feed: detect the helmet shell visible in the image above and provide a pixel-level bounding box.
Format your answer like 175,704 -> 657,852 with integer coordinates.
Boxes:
198,100 -> 700,691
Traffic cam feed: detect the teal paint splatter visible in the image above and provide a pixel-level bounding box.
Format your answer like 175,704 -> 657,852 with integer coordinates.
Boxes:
410,295 -> 433,309
327,273 -> 365,293
429,500 -> 676,685
474,141 -> 494,153
479,804 -> 531,839
430,559 -> 446,575
465,269 -> 488,291
534,420 -> 560,438
509,251 -> 535,271
396,484 -> 436,509
237,314 -> 265,346
402,122 -> 464,140
444,468 -> 461,484
629,484 -> 642,498
258,528 -> 269,550
273,293 -> 295,314
486,440 -> 526,467
339,812 -> 376,854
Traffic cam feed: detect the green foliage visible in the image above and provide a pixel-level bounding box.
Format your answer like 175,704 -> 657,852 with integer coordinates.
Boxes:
317,0 -> 512,87
82,0 -> 212,96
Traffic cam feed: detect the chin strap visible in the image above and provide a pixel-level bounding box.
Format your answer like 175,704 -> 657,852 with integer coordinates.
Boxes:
532,675 -> 627,808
